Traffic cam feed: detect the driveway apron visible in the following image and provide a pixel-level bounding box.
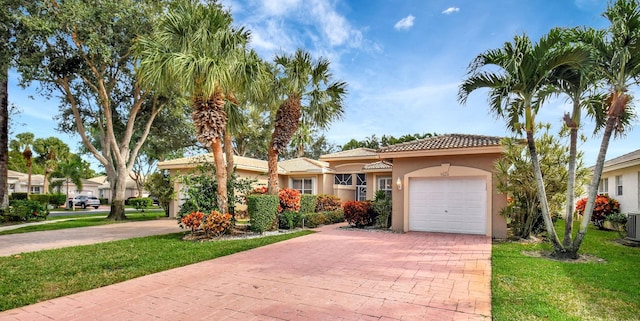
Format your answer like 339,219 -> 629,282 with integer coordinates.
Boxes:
0,224 -> 492,321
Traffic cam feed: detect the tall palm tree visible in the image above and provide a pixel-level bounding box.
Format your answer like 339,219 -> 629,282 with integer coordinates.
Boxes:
135,0 -> 255,214
33,137 -> 70,193
458,30 -> 589,257
267,49 -> 347,194
54,154 -> 83,204
572,0 -> 640,253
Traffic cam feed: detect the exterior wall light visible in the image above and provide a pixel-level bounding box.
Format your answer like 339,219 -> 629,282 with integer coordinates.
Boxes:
396,176 -> 402,191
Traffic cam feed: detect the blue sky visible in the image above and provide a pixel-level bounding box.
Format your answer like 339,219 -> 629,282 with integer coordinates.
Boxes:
8,0 -> 638,167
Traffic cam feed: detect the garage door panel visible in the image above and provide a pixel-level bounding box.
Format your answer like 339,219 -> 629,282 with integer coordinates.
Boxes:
408,177 -> 487,235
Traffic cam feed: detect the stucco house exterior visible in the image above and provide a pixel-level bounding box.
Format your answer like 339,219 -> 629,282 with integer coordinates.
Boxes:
597,148 -> 640,214
158,134 -> 508,238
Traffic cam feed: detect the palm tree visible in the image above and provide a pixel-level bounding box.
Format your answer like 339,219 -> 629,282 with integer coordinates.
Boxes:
458,30 -> 589,257
267,49 -> 347,194
54,154 -> 83,204
572,0 -> 640,254
135,0 -> 256,214
33,137 -> 70,193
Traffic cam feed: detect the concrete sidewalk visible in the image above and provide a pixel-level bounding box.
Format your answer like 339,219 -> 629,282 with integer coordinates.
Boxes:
0,224 -> 492,320
0,219 -> 182,257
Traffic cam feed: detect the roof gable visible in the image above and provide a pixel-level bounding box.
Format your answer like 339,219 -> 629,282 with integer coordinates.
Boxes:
602,148 -> 640,171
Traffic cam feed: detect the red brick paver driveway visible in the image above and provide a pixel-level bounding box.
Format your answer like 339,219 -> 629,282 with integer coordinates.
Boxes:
0,225 -> 491,321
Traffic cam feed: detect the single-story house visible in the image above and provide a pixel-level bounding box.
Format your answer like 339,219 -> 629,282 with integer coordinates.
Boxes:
158,134 -> 508,238
88,175 -> 144,203
597,148 -> 640,214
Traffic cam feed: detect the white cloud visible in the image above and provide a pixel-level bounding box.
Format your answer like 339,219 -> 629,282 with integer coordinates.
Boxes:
442,7 -> 460,15
309,0 -> 362,47
259,0 -> 301,16
394,15 -> 415,31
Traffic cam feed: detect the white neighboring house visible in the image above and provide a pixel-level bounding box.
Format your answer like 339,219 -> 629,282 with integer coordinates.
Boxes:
7,169 -> 100,196
597,148 -> 640,214
89,175 -> 147,203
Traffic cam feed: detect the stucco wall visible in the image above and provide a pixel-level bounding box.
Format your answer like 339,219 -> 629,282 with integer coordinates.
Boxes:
388,153 -> 507,238
601,165 -> 640,213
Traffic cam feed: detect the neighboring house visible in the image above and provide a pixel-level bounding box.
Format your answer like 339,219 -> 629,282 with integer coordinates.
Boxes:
89,175 -> 144,203
597,148 -> 640,214
158,134 -> 508,238
51,178 -> 102,198
7,170 -> 100,196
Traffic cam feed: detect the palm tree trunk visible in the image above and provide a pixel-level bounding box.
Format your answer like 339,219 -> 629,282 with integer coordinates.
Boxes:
526,130 -> 565,254
224,132 -> 234,180
572,99 -> 621,255
211,138 -> 228,214
563,108 -> 579,247
267,144 -> 279,195
0,67 -> 8,209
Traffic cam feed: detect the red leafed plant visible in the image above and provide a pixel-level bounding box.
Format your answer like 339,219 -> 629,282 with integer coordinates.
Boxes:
278,188 -> 301,213
343,200 -> 374,227
575,194 -> 620,229
181,211 -> 204,232
202,210 -> 233,238
250,186 -> 268,195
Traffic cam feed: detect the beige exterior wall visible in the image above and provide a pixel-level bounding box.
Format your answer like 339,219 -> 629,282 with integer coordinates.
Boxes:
388,153 -> 507,238
600,164 -> 640,213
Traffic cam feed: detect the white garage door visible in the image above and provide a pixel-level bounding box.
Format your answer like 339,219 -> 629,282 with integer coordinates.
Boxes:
409,177 -> 487,234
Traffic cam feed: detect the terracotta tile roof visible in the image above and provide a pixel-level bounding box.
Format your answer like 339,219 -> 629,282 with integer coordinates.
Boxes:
379,134 -> 503,153
279,157 -> 331,173
363,161 -> 393,171
603,148 -> 640,169
320,148 -> 379,160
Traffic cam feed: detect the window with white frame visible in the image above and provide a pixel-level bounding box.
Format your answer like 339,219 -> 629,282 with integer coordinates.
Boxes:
356,174 -> 366,201
378,177 -> 393,198
30,186 -> 41,194
292,178 -> 314,195
334,174 -> 352,185
598,178 -> 609,194
616,175 -> 623,196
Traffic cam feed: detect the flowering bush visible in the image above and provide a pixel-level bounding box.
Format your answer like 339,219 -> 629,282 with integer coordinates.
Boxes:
180,211 -> 204,232
343,201 -> 375,227
575,194 -> 620,229
278,188 -> 301,213
202,210 -> 232,238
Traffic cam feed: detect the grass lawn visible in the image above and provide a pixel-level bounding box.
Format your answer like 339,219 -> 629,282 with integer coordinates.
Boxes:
492,220 -> 640,320
0,230 -> 314,311
0,211 -> 168,235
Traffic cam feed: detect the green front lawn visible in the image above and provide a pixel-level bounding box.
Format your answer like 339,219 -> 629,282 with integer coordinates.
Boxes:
0,211 -> 167,235
0,230 -> 314,311
492,221 -> 640,320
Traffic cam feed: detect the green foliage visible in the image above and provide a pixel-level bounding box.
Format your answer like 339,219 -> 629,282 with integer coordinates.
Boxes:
278,210 -> 301,230
247,194 -> 279,233
372,190 -> 392,228
315,194 -> 341,212
129,197 -> 153,212
343,200 -> 376,227
9,192 -> 28,200
99,198 -> 109,205
48,193 -> 67,207
3,199 -> 49,222
322,210 -> 345,224
341,133 -> 437,151
494,125 -> 589,239
606,212 -> 628,238
28,194 -> 49,204
145,170 -> 175,216
177,164 -> 220,219
300,212 -> 327,228
299,194 -> 317,214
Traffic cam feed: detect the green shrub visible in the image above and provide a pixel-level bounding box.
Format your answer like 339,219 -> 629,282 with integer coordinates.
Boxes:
6,200 -> 49,221
279,210 -> 301,229
606,212 -> 628,238
300,194 -> 318,214
372,190 -> 392,228
99,198 -> 109,205
300,212 -> 327,228
48,194 -> 67,207
315,194 -> 341,212
9,193 -> 28,201
29,194 -> 50,204
247,194 -> 279,233
129,197 -> 153,212
323,210 -> 345,224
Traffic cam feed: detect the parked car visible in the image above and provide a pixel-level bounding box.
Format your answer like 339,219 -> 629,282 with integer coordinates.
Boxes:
68,195 -> 101,209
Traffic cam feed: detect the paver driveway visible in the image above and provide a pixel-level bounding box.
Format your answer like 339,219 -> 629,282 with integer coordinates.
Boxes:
0,224 -> 492,321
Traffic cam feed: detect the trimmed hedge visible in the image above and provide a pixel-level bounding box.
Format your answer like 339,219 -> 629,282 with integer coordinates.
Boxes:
29,194 -> 50,204
247,194 -> 279,233
278,210 -> 301,230
9,193 -> 28,201
99,198 -> 109,205
129,197 -> 153,212
300,194 -> 318,214
49,194 -> 67,207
